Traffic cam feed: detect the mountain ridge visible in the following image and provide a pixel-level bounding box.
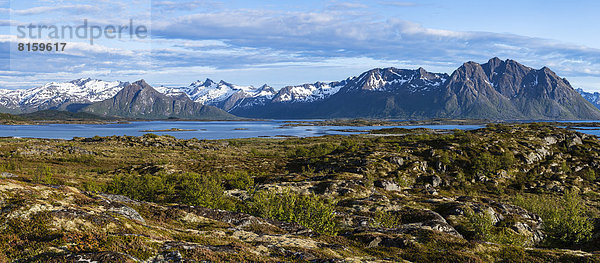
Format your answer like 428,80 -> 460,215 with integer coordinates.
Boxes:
1,58 -> 599,120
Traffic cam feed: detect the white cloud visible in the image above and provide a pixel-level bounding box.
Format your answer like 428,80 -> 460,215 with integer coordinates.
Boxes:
8,5 -> 101,16
3,3 -> 600,91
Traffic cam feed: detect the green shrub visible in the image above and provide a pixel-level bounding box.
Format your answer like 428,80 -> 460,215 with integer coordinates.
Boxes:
465,208 -> 494,241
33,165 -> 53,184
65,154 -> 96,164
580,168 -> 596,182
107,172 -> 235,210
178,173 -> 235,210
222,171 -> 254,190
108,173 -> 168,202
246,190 -> 337,235
81,181 -> 106,192
470,150 -> 515,177
0,159 -> 21,172
291,143 -> 338,158
372,210 -> 402,228
463,208 -> 528,246
513,191 -> 593,246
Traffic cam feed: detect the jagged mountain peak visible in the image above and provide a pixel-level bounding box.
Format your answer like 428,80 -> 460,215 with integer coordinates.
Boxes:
257,84 -> 275,93
218,80 -> 233,87
132,79 -> 151,87
68,78 -> 93,85
189,78 -> 217,87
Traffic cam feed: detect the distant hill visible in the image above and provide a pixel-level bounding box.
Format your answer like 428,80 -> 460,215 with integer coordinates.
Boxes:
19,110 -> 113,121
0,110 -> 113,123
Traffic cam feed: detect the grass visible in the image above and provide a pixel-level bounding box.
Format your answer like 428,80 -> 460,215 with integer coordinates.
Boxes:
0,123 -> 600,261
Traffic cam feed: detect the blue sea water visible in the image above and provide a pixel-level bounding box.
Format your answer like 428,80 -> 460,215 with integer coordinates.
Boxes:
0,120 -> 598,140
0,121 -> 484,140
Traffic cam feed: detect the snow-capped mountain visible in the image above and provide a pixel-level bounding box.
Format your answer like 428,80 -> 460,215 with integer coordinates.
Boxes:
577,88 -> 600,109
156,79 -> 277,111
272,82 -> 344,103
0,78 -> 129,112
341,67 -> 448,93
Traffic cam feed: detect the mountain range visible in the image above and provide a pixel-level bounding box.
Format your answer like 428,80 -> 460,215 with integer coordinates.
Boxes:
1,58 -> 599,120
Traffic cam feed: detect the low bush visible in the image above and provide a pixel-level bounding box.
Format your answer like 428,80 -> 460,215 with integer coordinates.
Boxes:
107,172 -> 236,210
372,210 -> 402,228
513,191 -> 593,247
245,190 -> 337,235
221,171 -> 254,190
32,165 -> 54,184
463,208 -> 527,246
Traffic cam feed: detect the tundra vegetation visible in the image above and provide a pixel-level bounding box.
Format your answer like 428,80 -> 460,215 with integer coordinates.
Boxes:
1,123 -> 600,262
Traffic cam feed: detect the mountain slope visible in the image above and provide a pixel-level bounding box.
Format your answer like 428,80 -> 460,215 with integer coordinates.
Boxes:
82,80 -> 237,120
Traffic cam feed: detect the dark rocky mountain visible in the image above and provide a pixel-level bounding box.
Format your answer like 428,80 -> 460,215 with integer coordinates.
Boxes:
82,80 -> 237,120
227,58 -> 600,120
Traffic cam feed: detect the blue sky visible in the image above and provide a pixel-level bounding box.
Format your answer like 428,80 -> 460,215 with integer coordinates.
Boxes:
1,0 -> 600,91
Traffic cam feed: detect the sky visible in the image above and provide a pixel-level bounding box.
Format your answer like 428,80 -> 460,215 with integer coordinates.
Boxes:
1,0 -> 600,91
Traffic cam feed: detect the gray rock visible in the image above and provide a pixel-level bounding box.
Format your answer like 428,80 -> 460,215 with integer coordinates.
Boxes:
569,135 -> 583,147
483,207 -> 504,225
0,172 -> 18,178
424,185 -> 438,195
418,175 -> 442,187
544,136 -> 558,145
108,205 -> 145,223
367,236 -> 412,248
435,161 -> 446,173
389,156 -> 404,166
431,175 -> 442,187
374,180 -> 402,192
152,251 -> 183,263
100,193 -> 139,204
399,210 -> 462,238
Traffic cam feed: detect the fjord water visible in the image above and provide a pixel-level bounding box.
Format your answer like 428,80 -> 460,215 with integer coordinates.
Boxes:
0,121 -> 598,140
0,121 -> 484,140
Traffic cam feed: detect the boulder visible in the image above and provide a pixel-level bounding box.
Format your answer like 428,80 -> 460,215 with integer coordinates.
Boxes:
389,156 -> 404,166
374,180 -> 402,192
